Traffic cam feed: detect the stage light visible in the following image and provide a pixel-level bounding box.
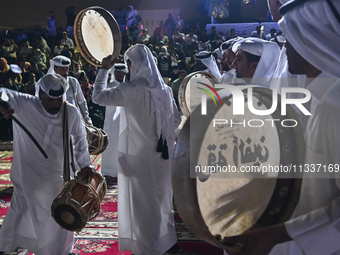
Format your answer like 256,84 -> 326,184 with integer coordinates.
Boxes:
243,0 -> 256,5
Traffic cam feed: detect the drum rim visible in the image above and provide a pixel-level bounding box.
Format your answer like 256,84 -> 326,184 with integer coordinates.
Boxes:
251,88 -> 303,227
178,71 -> 219,117
52,202 -> 87,232
86,124 -> 109,155
74,6 -> 122,67
51,172 -> 107,232
172,86 -> 305,251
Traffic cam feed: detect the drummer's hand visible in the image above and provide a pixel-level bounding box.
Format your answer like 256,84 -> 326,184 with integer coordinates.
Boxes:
223,224 -> 291,255
0,105 -> 14,119
101,55 -> 117,70
77,165 -> 96,178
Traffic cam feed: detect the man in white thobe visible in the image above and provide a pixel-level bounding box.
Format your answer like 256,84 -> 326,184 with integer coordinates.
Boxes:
195,51 -> 222,80
101,63 -> 128,187
224,1 -> 340,255
47,56 -> 92,125
92,44 -> 181,255
0,74 -> 94,255
268,0 -> 309,132
219,37 -> 243,84
231,37 -> 281,87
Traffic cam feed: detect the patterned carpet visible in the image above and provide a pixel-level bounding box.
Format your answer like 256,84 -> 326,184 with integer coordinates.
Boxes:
0,151 -> 12,193
0,151 -> 222,255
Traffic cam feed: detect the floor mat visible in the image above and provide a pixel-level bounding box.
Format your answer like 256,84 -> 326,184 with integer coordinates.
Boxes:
0,153 -> 222,255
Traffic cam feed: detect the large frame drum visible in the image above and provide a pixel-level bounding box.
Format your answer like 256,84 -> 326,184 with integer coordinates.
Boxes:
74,7 -> 122,67
178,71 -> 219,117
172,86 -> 305,253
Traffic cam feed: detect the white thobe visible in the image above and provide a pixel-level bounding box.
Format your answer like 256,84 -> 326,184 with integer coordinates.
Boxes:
66,76 -> 92,125
270,73 -> 340,255
219,69 -> 236,84
272,46 -> 288,81
93,69 -> 181,255
101,79 -> 120,177
0,88 -> 91,255
202,64 -> 221,81
270,46 -> 309,131
214,48 -> 224,60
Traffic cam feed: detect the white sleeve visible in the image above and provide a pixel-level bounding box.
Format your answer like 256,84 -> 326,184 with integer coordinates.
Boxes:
284,101 -> 340,255
92,69 -> 131,106
71,78 -> 93,125
285,191 -> 340,255
68,104 -> 92,168
0,88 -> 32,114
68,38 -> 74,49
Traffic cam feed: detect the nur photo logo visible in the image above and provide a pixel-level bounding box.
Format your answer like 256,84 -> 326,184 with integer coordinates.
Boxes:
198,83 -> 311,117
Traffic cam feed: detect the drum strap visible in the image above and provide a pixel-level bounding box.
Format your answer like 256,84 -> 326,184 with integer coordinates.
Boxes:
69,81 -> 90,125
62,102 -> 76,183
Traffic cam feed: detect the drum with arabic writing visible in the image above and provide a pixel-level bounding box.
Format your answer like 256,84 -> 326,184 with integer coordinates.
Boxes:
74,7 -> 122,67
172,86 -> 304,253
178,71 -> 219,117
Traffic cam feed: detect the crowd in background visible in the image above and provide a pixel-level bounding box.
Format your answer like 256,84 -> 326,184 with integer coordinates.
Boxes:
0,4 -> 281,141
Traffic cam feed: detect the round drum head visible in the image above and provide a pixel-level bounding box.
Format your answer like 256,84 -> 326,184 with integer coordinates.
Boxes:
74,7 -> 122,67
172,86 -> 305,252
196,91 -> 281,237
53,203 -> 86,232
178,71 -> 219,117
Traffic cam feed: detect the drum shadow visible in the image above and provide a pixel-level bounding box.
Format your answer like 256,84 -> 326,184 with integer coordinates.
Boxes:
208,178 -> 277,233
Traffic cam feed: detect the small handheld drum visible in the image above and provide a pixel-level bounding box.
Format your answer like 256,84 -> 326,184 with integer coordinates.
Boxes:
172,86 -> 305,253
85,124 -> 109,155
178,71 -> 219,117
51,172 -> 107,232
74,6 -> 122,67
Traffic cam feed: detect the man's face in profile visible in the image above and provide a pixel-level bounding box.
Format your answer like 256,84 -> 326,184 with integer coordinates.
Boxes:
54,66 -> 69,78
233,50 -> 257,79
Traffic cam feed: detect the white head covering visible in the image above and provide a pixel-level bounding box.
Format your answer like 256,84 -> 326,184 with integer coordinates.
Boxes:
34,73 -> 68,98
124,44 -> 174,140
161,46 -> 168,55
10,64 -> 22,74
113,63 -> 128,73
196,51 -> 222,79
232,37 -> 281,85
279,0 -> 340,77
47,55 -> 71,75
126,5 -> 138,27
279,0 -> 289,4
107,63 -> 129,120
220,37 -> 244,52
108,63 -> 128,82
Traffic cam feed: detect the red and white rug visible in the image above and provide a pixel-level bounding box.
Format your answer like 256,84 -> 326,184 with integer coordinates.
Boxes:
0,151 -> 222,255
